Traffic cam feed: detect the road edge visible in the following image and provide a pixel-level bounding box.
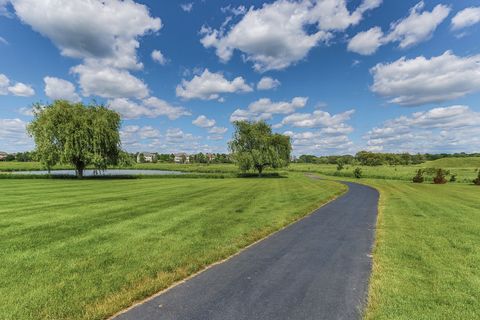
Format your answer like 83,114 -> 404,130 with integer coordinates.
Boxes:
108,178 -> 348,320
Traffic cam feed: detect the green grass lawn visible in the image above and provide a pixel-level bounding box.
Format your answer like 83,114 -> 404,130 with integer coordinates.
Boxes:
0,161 -> 65,171
363,180 -> 480,319
289,162 -> 479,183
425,156 -> 480,168
0,174 -> 345,320
0,161 -> 239,175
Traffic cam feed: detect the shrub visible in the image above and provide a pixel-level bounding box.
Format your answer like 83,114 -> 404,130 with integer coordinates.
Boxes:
353,167 -> 362,179
336,161 -> 344,171
449,174 -> 457,182
433,168 -> 447,184
412,169 -> 424,183
473,170 -> 480,185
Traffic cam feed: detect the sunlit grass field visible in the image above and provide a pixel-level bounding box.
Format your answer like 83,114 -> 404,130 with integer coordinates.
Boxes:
0,174 -> 345,320
362,180 -> 480,320
289,157 -> 480,183
2,158 -> 479,319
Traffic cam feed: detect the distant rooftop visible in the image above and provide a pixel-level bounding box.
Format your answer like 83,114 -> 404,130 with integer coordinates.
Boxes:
141,152 -> 156,157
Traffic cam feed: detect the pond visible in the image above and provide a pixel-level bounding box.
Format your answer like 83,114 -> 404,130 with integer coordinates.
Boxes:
11,169 -> 184,176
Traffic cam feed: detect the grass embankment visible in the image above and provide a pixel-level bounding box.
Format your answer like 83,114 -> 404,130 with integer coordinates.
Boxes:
0,161 -> 238,173
0,161 -> 67,171
425,157 -> 480,168
363,180 -> 480,319
289,162 -> 479,183
0,174 -> 345,320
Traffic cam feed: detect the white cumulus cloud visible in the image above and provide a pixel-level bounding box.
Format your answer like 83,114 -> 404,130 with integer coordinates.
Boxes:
176,69 -> 252,101
192,116 -> 228,140
280,106 -> 356,155
249,97 -> 308,114
230,97 -> 308,122
0,73 -> 35,97
151,49 -> 168,65
279,109 -> 355,128
72,64 -> 149,99
348,1 -> 450,55
257,77 -> 281,90
0,118 -> 32,151
180,3 -> 193,12
10,0 -> 161,70
364,105 -> 480,153
6,82 -> 34,97
208,126 -> 228,134
0,0 -> 11,17
201,0 -> 381,71
451,7 -> 480,30
192,115 -> 216,128
385,1 -> 450,49
108,97 -> 191,120
370,51 -> 480,106
347,26 -> 384,55
0,74 -> 10,95
10,0 -> 161,104
285,130 -> 355,155
44,76 -> 80,102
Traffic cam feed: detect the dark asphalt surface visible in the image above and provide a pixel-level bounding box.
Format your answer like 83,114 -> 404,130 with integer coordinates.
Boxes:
114,181 -> 379,320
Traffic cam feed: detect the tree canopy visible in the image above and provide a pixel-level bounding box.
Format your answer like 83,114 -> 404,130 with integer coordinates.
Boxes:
229,120 -> 291,176
27,100 -> 122,178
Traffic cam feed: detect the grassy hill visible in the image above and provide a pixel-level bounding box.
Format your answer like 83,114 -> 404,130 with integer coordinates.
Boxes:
425,157 -> 480,168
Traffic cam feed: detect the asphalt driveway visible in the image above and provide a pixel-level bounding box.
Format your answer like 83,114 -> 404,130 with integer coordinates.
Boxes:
114,181 -> 379,320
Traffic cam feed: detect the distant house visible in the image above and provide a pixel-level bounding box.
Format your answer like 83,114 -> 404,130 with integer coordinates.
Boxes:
0,151 -> 7,160
137,152 -> 156,163
206,153 -> 216,162
174,153 -> 190,164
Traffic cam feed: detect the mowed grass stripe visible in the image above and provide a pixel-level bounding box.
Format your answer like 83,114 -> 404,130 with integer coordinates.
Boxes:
1,181 -> 232,251
0,179 -> 215,215
0,175 -> 345,320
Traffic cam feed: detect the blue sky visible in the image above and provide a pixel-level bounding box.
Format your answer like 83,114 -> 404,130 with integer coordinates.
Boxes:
1,0 -> 479,155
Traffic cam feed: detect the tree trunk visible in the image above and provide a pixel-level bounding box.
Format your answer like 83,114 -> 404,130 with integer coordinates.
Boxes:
75,162 -> 85,179
256,165 -> 263,177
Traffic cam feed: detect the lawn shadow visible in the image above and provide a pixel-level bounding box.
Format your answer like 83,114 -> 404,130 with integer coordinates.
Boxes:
236,172 -> 287,178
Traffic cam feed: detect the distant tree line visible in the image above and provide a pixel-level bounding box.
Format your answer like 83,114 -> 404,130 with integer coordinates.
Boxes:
128,152 -> 233,164
0,150 -> 234,164
191,153 -> 232,164
0,151 -> 37,162
296,151 -> 480,167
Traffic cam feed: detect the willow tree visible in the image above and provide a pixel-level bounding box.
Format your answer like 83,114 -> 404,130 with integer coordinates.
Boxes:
27,100 -> 122,178
229,120 -> 291,176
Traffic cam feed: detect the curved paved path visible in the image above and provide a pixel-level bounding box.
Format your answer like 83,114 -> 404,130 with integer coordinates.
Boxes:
114,181 -> 379,320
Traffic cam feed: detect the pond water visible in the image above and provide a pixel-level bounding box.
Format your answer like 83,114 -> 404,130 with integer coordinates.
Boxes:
12,169 -> 184,176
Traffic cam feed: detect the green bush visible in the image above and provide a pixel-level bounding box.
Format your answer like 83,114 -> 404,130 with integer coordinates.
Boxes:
353,167 -> 362,179
433,168 -> 447,184
473,170 -> 480,185
412,169 -> 424,183
449,174 -> 457,182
